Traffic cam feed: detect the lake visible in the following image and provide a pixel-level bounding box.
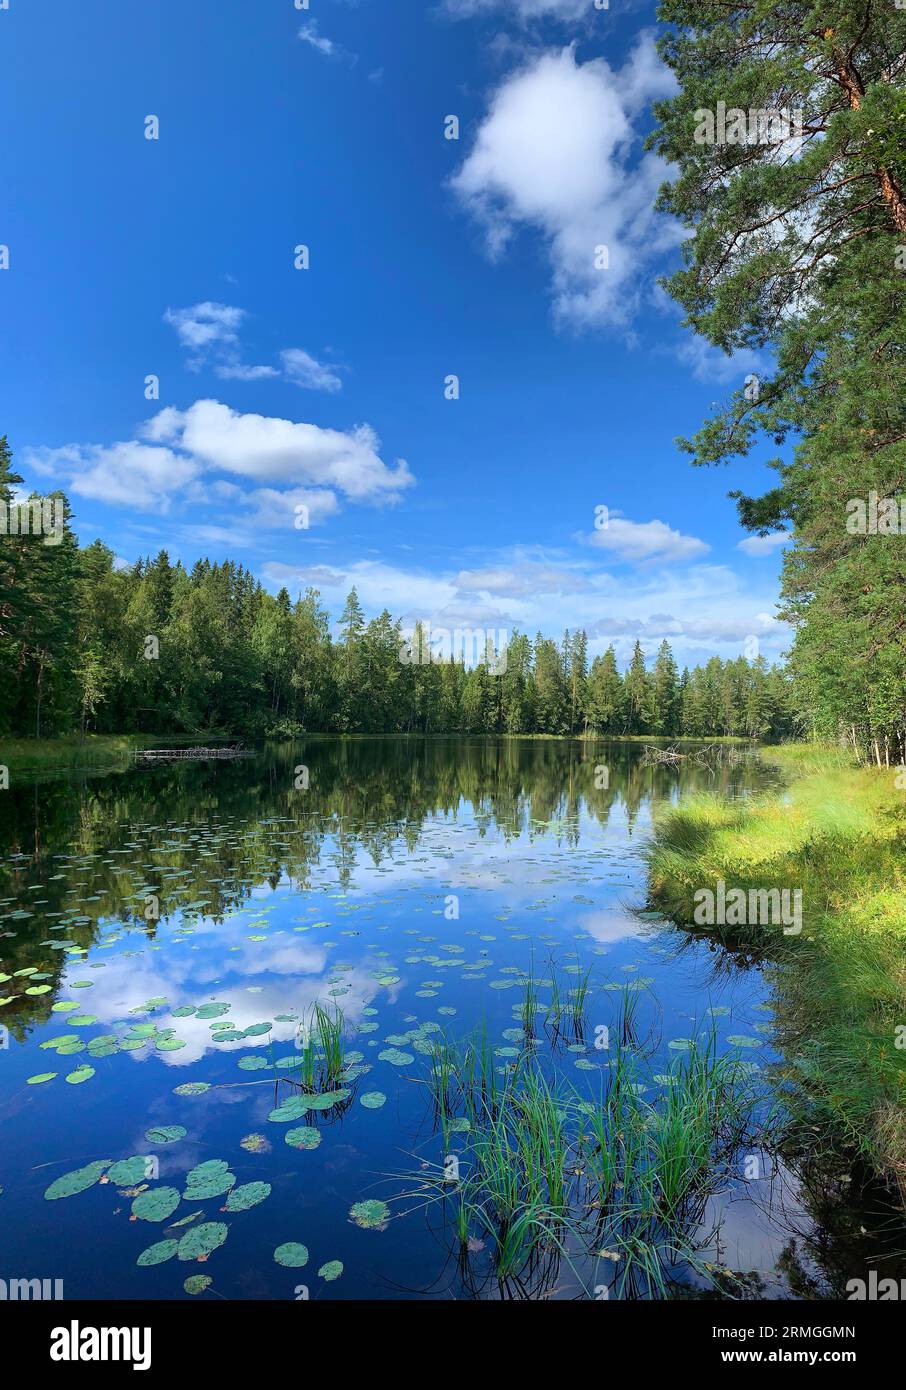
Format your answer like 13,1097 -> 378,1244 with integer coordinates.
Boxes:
0,737 -> 902,1300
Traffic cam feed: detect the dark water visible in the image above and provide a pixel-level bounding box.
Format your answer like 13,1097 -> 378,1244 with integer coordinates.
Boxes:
0,738 -> 901,1300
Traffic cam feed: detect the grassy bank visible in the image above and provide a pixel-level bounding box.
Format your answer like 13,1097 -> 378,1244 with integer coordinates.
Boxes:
647,744 -> 906,1198
0,733 -> 156,775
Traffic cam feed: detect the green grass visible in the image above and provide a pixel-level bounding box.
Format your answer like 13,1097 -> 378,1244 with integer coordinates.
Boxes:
285,1002 -> 347,1094
0,733 -> 157,775
406,1017 -> 760,1297
646,743 -> 906,1200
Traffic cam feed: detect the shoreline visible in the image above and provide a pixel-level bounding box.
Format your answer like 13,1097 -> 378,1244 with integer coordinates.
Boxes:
646,744 -> 906,1202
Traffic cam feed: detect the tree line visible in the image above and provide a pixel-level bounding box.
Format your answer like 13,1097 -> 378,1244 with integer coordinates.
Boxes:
0,443 -> 792,741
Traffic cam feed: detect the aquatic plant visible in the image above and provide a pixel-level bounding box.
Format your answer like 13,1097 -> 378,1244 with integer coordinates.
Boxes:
284,1001 -> 347,1095
400,1021 -> 761,1298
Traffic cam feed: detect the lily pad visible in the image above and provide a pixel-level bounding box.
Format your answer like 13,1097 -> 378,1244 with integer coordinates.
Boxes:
132,1186 -> 181,1223
65,1064 -> 96,1084
224,1181 -> 271,1212
177,1221 -> 228,1261
285,1126 -> 321,1150
45,1160 -> 111,1200
274,1242 -> 309,1268
137,1239 -> 178,1267
145,1125 -> 187,1145
183,1274 -> 212,1295
349,1199 -> 391,1230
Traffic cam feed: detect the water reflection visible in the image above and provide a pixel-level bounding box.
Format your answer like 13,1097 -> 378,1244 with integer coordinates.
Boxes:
0,738 -> 901,1300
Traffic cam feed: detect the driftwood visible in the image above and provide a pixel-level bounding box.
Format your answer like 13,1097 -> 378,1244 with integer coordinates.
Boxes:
641,742 -> 754,766
135,744 -> 250,762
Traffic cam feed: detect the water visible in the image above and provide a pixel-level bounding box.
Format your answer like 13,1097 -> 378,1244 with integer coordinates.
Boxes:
0,738 -> 901,1299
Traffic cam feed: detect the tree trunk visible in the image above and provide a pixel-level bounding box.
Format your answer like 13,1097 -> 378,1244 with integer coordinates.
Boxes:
833,50 -> 906,234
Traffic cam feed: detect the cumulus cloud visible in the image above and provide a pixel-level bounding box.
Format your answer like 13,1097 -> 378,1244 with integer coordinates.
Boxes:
145,400 -> 412,502
583,514 -> 709,565
260,551 -> 789,666
26,440 -> 202,512
25,400 -> 413,525
450,36 -> 679,326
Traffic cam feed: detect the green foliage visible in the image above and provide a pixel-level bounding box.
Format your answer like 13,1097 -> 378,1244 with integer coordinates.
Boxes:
0,439 -> 794,742
650,1 -> 906,764
646,746 -> 906,1190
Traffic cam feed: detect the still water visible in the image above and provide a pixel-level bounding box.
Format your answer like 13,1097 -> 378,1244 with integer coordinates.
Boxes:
0,739 -> 900,1299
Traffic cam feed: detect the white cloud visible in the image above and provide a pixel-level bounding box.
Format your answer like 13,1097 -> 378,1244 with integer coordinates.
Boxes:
672,336 -> 763,385
163,302 -> 244,359
246,486 -> 340,529
280,348 -> 343,393
738,531 -> 789,556
260,550 -> 789,666
454,563 -> 593,597
298,21 -> 355,63
215,361 -> 279,382
26,400 -> 413,524
584,514 -> 709,565
25,440 -> 202,512
450,37 -> 680,326
145,400 -> 413,502
165,303 -> 342,392
445,0 -> 596,19
263,559 -> 456,619
299,21 -> 337,55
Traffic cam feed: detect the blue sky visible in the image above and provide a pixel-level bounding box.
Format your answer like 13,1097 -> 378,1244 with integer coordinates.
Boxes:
1,0 -> 790,669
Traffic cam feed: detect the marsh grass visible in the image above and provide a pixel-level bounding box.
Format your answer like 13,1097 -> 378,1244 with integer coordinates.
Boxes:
646,744 -> 906,1198
284,1001 -> 347,1094
543,957 -> 594,1045
406,1013 -> 760,1298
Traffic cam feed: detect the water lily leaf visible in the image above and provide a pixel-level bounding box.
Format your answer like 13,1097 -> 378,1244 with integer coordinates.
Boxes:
267,1096 -> 311,1123
318,1260 -> 343,1281
274,1242 -> 308,1268
137,1239 -> 178,1267
178,1221 -> 228,1261
108,1156 -> 152,1185
359,1091 -> 386,1109
377,1049 -> 412,1066
27,1072 -> 57,1085
349,1199 -> 390,1230
132,1186 -> 181,1223
224,1181 -> 271,1212
145,1125 -> 187,1145
240,1133 -> 270,1154
45,1160 -> 110,1200
285,1126 -> 321,1150
65,1064 -> 96,1084
183,1274 -> 212,1295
